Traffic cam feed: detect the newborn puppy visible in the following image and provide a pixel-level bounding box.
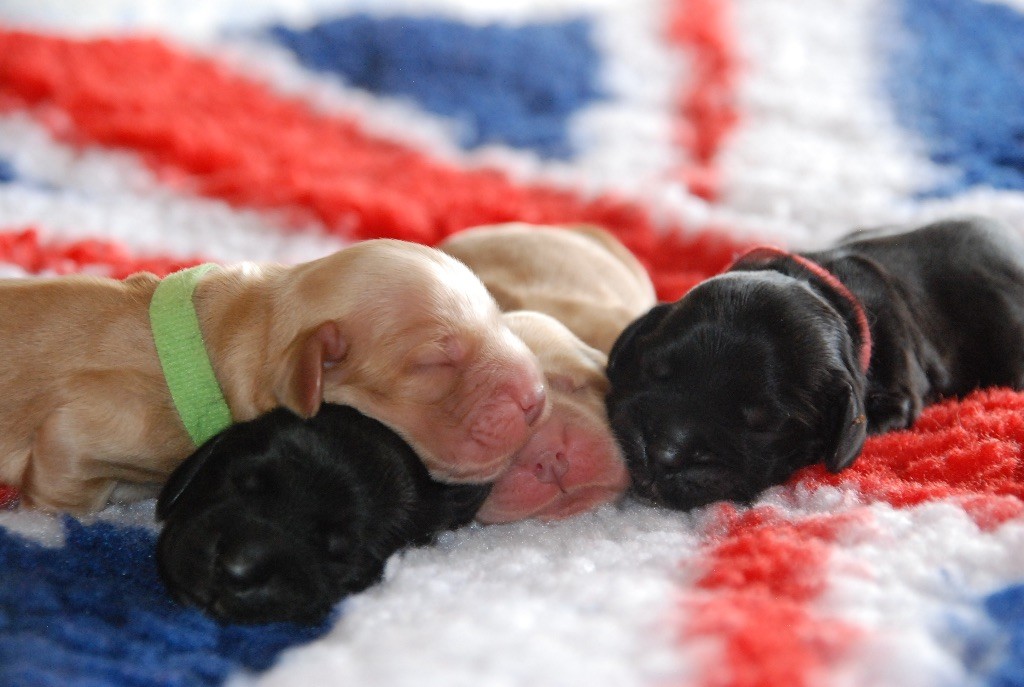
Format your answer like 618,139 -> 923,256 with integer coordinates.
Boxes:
441,223 -> 656,354
607,216 -> 1024,510
157,404 -> 489,625
474,311 -> 629,523
0,239 -> 545,513
441,224 -> 655,522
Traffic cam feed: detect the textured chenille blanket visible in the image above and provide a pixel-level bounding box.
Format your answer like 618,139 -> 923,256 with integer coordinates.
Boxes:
1,1 -> 1023,686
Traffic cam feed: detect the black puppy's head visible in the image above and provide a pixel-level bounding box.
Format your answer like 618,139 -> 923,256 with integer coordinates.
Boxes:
156,404 -> 489,625
606,271 -> 867,511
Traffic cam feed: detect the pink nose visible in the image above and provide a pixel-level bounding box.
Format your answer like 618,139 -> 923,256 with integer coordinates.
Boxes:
533,450 -> 569,484
520,383 -> 547,426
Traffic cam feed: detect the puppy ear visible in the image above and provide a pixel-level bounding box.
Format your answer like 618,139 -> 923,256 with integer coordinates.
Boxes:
156,435 -> 223,521
578,340 -> 608,369
821,377 -> 867,473
275,321 -> 349,418
606,303 -> 671,380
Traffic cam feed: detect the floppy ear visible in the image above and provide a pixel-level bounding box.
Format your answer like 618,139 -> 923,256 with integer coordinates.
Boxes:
606,303 -> 671,381
156,435 -> 224,521
578,340 -> 608,369
275,321 -> 349,418
821,377 -> 868,473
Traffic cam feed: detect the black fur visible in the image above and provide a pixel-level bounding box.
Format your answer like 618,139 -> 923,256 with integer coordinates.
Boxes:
606,216 -> 1024,511
156,404 -> 489,625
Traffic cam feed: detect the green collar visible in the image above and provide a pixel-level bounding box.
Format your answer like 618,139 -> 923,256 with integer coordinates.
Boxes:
149,264 -> 233,447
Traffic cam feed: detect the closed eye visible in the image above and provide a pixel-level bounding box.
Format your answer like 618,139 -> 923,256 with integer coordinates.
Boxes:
406,334 -> 467,373
549,372 -> 585,394
689,448 -> 719,466
408,359 -> 457,376
550,371 -> 608,395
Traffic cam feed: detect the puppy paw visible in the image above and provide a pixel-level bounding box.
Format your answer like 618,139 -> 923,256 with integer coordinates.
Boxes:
865,389 -> 921,433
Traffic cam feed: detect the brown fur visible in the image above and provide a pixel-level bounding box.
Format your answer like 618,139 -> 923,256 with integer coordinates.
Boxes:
441,223 -> 655,355
440,224 -> 655,522
0,240 -> 546,513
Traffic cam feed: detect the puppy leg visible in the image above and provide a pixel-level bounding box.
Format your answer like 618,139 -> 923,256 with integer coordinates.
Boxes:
21,408 -> 119,513
863,319 -> 937,434
22,377 -> 187,513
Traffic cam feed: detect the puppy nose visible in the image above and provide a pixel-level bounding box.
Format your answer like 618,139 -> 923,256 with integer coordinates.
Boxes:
648,427 -> 691,469
218,538 -> 278,590
520,383 -> 547,426
533,450 -> 569,484
648,442 -> 682,468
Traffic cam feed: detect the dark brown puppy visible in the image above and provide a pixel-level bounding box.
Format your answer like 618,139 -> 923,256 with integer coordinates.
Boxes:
606,216 -> 1024,510
156,404 -> 489,625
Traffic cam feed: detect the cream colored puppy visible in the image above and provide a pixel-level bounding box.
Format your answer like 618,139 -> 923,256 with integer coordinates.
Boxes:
0,239 -> 546,513
440,224 -> 656,522
442,223 -> 656,354
475,311 -> 629,523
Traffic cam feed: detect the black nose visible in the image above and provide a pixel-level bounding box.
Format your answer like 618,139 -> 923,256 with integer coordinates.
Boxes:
159,516 -> 332,624
647,425 -> 694,470
217,536 -> 280,591
648,440 -> 682,468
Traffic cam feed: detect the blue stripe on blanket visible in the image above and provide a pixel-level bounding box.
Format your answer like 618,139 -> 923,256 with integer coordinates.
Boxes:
265,14 -> 604,158
884,0 -> 1024,196
0,159 -> 16,184
0,518 -> 331,687
982,583 -> 1024,686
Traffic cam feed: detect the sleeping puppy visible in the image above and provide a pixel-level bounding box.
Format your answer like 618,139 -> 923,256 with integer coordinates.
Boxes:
157,404 -> 489,625
441,223 -> 656,354
606,216 -> 1024,511
0,239 -> 546,513
441,224 -> 655,522
474,311 -> 630,523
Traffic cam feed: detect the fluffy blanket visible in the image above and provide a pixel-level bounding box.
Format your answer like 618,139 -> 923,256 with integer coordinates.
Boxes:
1,1 -> 1023,685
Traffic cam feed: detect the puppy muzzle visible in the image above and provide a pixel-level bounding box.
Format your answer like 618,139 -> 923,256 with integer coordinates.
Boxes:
609,397 -> 759,511
158,514 -> 333,625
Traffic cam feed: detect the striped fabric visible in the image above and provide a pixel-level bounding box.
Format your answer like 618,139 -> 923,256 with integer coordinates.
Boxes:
0,1 -> 1023,686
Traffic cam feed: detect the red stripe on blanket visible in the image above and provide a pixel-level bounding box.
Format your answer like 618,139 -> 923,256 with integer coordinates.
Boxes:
685,506 -> 861,687
796,387 -> 1024,531
668,0 -> 740,200
0,227 -> 205,278
0,29 -> 748,300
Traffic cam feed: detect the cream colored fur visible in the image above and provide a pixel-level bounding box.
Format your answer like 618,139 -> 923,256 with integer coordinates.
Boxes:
440,224 -> 656,522
0,239 -> 546,513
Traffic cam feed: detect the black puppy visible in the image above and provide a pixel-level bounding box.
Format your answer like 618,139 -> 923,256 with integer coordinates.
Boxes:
606,216 -> 1024,510
156,404 -> 489,625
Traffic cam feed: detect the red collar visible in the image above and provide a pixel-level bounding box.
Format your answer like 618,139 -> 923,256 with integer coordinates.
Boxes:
728,246 -> 872,373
